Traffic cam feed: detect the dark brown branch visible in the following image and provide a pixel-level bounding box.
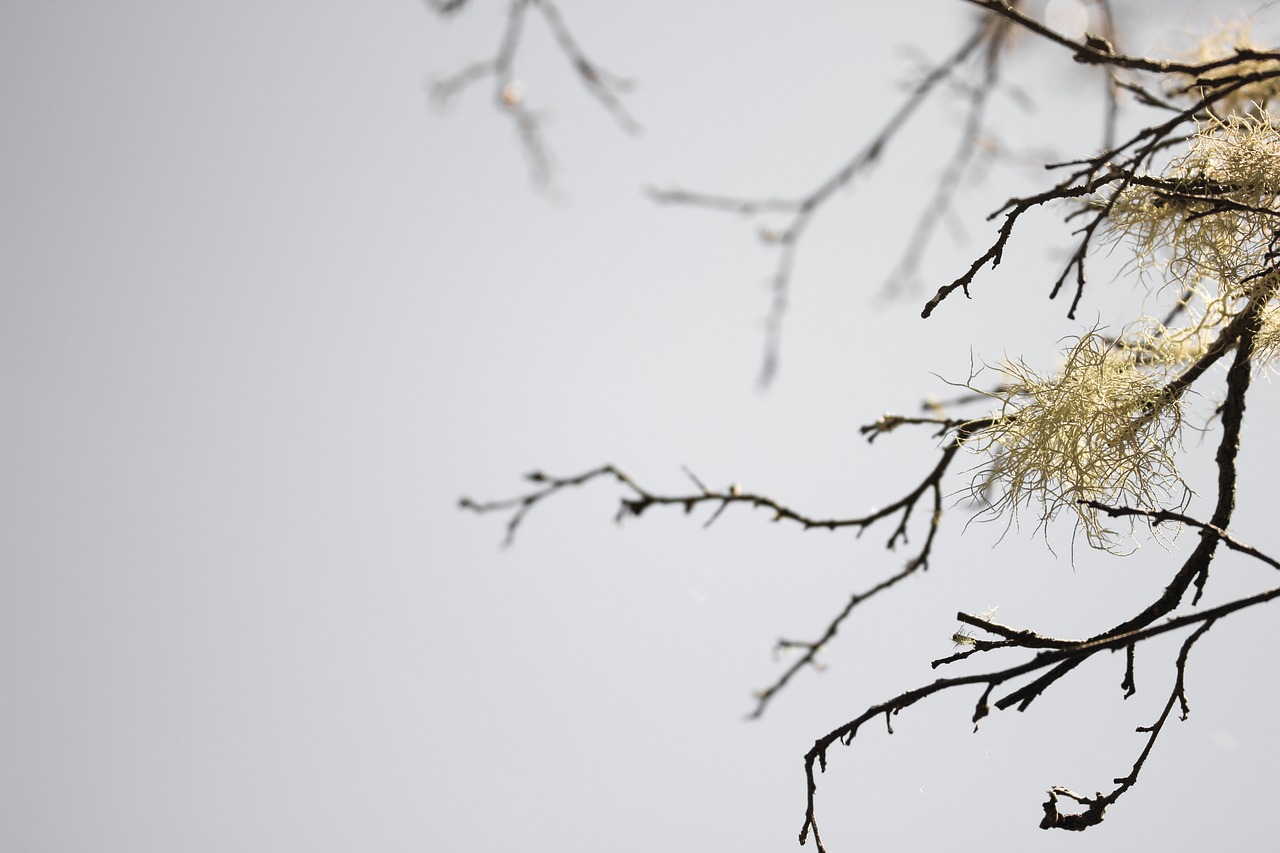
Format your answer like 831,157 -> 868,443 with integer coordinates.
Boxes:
932,610 -> 1074,667
463,420 -> 996,548
751,556 -> 926,720
799,583 -> 1280,850
921,46 -> 1269,318
966,0 -> 1280,77
464,418 -> 996,715
1040,619 -> 1215,830
859,414 -> 963,442
1104,288 -> 1261,631
800,306 -> 1270,843
954,610 -> 1072,648
920,169 -> 1123,317
449,9 -> 1280,849
1082,502 -> 1280,572
755,472 -> 948,719
459,464 -> 621,547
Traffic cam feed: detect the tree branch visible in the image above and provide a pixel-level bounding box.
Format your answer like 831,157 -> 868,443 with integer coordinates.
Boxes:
430,0 -> 637,189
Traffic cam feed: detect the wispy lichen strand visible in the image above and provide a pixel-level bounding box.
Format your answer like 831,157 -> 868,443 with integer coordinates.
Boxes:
964,109 -> 1280,547
968,333 -> 1187,549
1176,19 -> 1280,115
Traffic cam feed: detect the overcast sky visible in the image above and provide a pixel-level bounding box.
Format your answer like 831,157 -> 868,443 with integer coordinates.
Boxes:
4,1 -> 1280,851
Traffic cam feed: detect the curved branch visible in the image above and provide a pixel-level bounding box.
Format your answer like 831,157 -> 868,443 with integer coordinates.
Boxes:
463,418 -> 996,714
966,0 -> 1280,77
462,419 -> 995,547
799,583 -> 1280,850
1040,618 -> 1215,830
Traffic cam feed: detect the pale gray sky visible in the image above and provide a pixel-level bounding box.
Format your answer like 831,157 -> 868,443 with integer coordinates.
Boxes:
3,1 -> 1279,851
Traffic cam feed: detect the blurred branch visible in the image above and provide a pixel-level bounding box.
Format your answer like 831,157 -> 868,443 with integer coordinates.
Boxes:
649,13 -> 1011,386
430,0 -> 638,189
426,0 -> 471,14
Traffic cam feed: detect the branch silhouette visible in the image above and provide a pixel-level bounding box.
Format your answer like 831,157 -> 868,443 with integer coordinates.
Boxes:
449,1 -> 1280,848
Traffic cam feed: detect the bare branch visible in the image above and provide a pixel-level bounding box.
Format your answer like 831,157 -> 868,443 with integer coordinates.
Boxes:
430,0 -> 638,189
649,15 -> 1006,385
966,0 -> 1280,77
1040,619 -> 1215,830
751,528 -> 933,720
426,0 -> 471,14
464,417 -> 997,714
463,419 -> 996,547
1081,504 -> 1280,571
800,587 -> 1280,849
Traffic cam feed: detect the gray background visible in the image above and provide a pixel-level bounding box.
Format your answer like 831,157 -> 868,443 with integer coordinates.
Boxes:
3,1 -> 1278,850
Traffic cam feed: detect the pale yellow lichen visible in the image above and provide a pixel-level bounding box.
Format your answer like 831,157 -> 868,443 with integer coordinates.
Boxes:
967,332 -> 1187,550
1117,294 -> 1230,369
1243,273 -> 1280,368
1104,111 -> 1280,293
969,56 -> 1280,548
1176,19 -> 1280,116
